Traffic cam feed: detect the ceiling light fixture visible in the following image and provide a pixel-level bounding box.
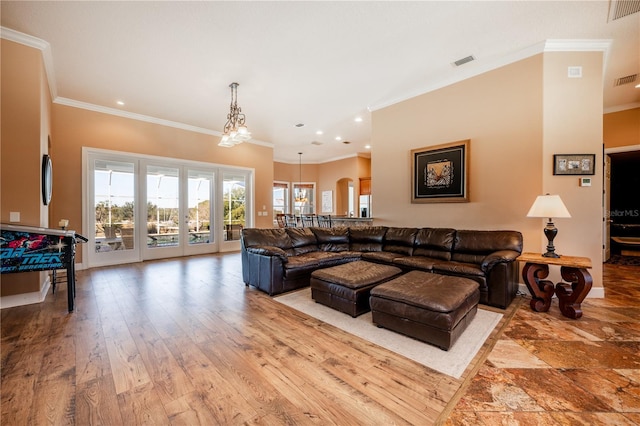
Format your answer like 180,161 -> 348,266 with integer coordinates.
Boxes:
295,152 -> 308,203
354,117 -> 363,122
218,82 -> 251,147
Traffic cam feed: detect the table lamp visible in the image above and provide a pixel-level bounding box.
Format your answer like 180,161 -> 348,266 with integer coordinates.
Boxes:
526,194 -> 571,258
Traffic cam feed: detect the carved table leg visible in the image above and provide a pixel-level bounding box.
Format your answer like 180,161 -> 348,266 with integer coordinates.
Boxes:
522,262 -> 555,312
555,266 -> 593,319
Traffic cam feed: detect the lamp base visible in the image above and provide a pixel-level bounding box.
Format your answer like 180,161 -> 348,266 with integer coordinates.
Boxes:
542,220 -> 561,258
542,251 -> 561,258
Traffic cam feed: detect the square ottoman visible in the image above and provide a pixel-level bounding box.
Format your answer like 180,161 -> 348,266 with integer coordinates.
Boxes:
310,261 -> 403,317
370,270 -> 479,350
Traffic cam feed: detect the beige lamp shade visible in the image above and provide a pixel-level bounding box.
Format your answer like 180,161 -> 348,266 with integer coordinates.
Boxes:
526,194 -> 571,219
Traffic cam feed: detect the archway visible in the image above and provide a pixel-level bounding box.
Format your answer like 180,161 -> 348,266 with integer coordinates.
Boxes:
336,178 -> 354,217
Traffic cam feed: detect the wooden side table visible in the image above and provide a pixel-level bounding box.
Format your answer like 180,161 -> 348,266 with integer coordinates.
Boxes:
518,252 -> 593,319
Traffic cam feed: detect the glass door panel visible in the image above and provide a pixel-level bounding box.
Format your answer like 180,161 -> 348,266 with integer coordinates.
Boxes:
89,158 -> 138,267
223,173 -> 246,242
146,165 -> 180,249
187,170 -> 213,246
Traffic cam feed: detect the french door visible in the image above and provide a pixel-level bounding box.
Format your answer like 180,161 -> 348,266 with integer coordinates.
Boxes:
85,149 -> 251,267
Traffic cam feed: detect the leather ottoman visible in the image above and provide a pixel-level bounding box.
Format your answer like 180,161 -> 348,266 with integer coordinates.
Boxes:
310,261 -> 402,317
370,270 -> 479,350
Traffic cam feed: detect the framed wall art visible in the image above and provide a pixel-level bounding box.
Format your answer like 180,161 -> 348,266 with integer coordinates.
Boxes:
553,154 -> 595,175
411,139 -> 469,203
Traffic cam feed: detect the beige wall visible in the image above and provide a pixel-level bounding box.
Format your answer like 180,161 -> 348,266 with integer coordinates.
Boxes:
604,108 -> 640,148
372,52 -> 604,289
1,40 -> 51,296
541,51 -> 603,290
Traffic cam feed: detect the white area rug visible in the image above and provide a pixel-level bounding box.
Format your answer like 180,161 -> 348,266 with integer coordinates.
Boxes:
274,288 -> 502,379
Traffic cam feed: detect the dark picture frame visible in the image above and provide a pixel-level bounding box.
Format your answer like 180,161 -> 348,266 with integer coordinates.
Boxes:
42,154 -> 53,205
411,140 -> 470,203
553,153 -> 595,175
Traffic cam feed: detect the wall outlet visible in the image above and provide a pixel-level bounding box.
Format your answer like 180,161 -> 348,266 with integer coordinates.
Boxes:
9,212 -> 20,222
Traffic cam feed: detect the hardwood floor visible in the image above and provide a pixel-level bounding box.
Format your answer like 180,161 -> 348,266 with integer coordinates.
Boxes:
1,253 -> 638,425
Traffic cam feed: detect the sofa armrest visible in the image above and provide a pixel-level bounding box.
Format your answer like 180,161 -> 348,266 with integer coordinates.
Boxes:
481,250 -> 520,273
246,245 -> 288,263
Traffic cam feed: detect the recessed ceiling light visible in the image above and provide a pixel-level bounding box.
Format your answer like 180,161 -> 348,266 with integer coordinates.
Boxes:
116,100 -> 125,106
365,144 -> 371,149
335,136 -> 342,141
354,117 -> 363,122
316,130 -> 323,135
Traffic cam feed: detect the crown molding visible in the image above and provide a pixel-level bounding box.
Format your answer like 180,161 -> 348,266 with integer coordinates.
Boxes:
54,97 -> 273,148
604,102 -> 640,114
369,39 -> 613,112
274,152 -> 366,165
1,26 -> 58,99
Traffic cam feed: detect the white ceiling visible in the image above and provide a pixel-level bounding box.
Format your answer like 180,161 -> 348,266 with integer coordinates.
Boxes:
2,1 -> 639,164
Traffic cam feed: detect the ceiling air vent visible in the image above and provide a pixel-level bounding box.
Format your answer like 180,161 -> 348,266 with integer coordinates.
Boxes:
610,0 -> 640,20
453,55 -> 475,67
311,141 -> 323,146
614,74 -> 638,86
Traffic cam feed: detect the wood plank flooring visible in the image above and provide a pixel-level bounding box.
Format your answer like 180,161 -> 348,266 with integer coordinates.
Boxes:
1,253 -> 637,425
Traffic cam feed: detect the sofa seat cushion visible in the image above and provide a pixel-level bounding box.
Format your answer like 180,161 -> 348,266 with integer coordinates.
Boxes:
432,261 -> 484,277
284,252 -> 357,279
393,255 -> 450,272
361,251 -> 409,264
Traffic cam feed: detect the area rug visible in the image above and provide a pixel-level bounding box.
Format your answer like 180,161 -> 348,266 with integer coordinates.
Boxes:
274,288 -> 502,379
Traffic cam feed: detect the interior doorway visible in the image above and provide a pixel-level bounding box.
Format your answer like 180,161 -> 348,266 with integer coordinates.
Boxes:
604,146 -> 640,261
335,178 -> 353,217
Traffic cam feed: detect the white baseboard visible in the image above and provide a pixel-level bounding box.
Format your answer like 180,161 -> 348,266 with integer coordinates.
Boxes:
0,276 -> 51,309
518,283 -> 604,299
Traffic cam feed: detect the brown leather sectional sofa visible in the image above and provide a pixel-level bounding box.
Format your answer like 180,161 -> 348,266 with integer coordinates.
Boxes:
241,226 -> 523,309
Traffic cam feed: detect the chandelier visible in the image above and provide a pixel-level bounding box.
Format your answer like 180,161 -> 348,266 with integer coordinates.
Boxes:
218,82 -> 251,147
295,152 -> 308,203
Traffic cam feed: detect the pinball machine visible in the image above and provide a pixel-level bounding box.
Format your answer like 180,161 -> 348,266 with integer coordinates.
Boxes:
1,223 -> 87,312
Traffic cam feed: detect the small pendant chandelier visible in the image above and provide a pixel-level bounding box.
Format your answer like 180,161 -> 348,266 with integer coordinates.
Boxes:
218,82 -> 251,147
295,152 -> 308,203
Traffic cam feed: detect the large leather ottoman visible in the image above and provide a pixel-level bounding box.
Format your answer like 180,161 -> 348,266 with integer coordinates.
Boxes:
370,270 -> 479,350
310,261 -> 402,317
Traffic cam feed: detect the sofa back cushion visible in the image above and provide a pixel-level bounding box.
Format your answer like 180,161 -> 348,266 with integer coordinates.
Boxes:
383,227 -> 418,255
349,226 -> 387,252
452,230 -> 523,264
242,228 -> 293,255
413,228 -> 456,260
284,227 -> 319,255
311,227 -> 350,252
